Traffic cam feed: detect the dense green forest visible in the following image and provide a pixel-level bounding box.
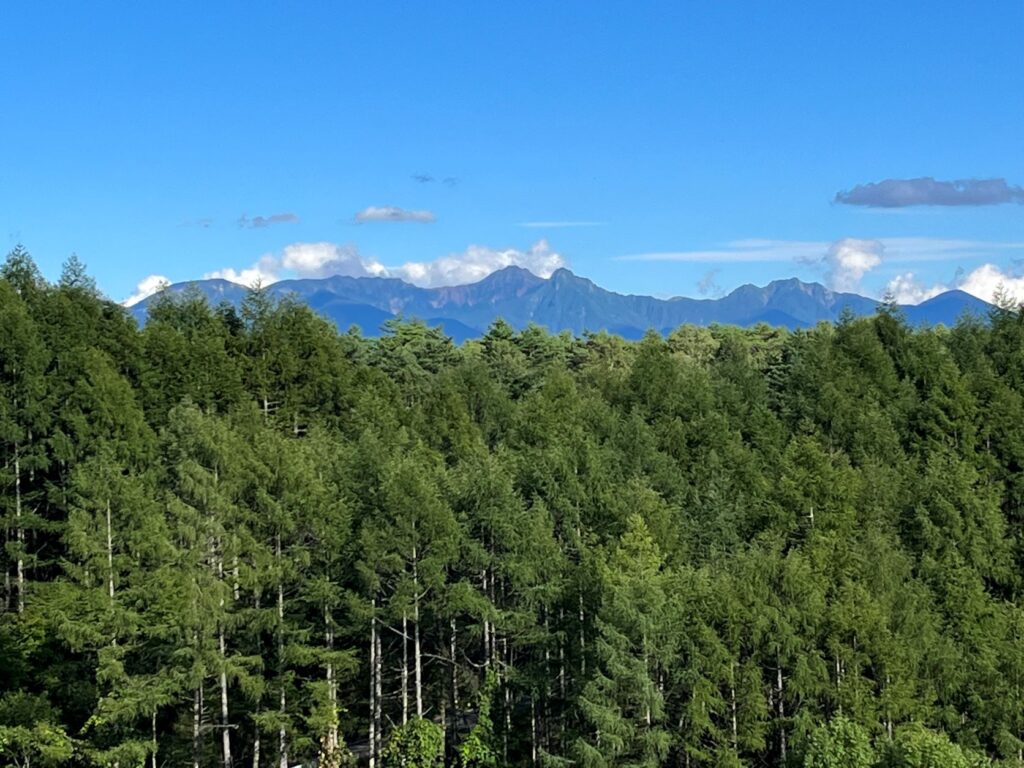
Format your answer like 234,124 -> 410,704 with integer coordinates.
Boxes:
2,245 -> 1024,768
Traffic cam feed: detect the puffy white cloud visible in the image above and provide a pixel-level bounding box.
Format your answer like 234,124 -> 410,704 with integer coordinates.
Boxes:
281,242 -> 387,279
390,239 -> 567,288
190,239 -> 565,291
122,274 -> 170,306
821,238 -> 884,292
354,206 -> 436,223
958,263 -> 1024,304
883,272 -> 947,304
204,254 -> 279,287
884,263 -> 1024,305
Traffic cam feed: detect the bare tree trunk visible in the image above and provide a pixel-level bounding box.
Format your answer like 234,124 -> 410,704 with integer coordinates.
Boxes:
151,710 -> 158,768
730,662 -> 738,753
374,613 -> 382,760
105,499 -> 115,601
531,695 -> 538,766
578,589 -> 585,677
369,601 -> 377,768
413,548 -> 423,719
277,536 -> 287,768
503,637 -> 511,763
4,523 -> 9,612
324,603 -> 338,765
278,686 -> 287,768
835,653 -> 843,716
193,683 -> 203,768
777,659 -> 786,761
482,568 -> 491,669
253,591 -> 262,768
219,626 -> 232,768
15,448 -> 24,613
402,611 -> 409,725
450,617 -> 459,715
215,546 -> 232,768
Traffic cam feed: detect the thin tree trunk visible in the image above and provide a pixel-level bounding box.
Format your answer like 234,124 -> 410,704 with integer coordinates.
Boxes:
219,626 -> 232,768
374,612 -> 382,760
578,589 -> 585,677
15,448 -> 24,613
106,499 -> 115,601
277,536 -> 287,768
402,611 -> 409,725
369,600 -> 377,768
730,662 -> 738,752
151,710 -> 158,768
835,653 -> 843,715
4,522 -> 9,612
531,694 -> 538,766
193,684 -> 202,768
253,591 -> 262,768
324,603 -> 338,764
216,557 -> 232,768
885,673 -> 893,741
279,686 -> 287,768
777,659 -> 786,761
413,548 -> 423,719
482,568 -> 491,669
503,637 -> 511,763
558,605 -> 566,740
450,618 -> 459,714
543,610 -> 550,751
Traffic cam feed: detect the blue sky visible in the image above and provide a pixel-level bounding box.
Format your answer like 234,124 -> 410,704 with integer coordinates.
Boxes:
2,1 -> 1022,304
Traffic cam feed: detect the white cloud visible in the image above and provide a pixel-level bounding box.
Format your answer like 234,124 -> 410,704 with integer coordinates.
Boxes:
181,239 -> 565,292
617,237 -> 1024,266
958,263 -> 1024,304
123,274 -> 170,306
354,206 -> 436,223
884,272 -> 947,304
281,242 -> 387,279
389,239 -> 567,288
821,238 -> 884,292
204,254 -> 279,287
884,263 -> 1024,306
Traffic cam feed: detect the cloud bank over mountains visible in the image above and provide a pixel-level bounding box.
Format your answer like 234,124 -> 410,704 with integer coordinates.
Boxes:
621,237 -> 1024,305
122,239 -> 568,305
123,233 -> 1024,309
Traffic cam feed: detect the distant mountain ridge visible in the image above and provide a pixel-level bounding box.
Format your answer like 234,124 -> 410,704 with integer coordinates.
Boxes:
132,267 -> 993,341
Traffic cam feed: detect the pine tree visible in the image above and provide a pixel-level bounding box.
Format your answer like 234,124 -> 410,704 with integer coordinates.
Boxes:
575,515 -> 673,768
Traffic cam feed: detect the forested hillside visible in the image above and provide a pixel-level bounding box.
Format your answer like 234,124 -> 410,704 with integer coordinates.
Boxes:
4,244 -> 1024,768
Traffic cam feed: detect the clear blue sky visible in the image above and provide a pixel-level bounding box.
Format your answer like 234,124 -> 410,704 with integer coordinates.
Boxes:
2,1 -> 1022,304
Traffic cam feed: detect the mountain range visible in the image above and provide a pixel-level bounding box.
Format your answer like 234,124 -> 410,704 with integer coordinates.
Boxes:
131,267 -> 993,342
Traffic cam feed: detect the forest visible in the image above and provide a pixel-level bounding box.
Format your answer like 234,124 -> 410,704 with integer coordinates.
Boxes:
2,244 -> 1024,768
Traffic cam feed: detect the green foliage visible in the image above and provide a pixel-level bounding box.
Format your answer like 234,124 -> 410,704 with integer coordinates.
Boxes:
803,716 -> 874,768
459,670 -> 498,768
382,717 -> 444,768
0,693 -> 74,768
881,724 -> 992,768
